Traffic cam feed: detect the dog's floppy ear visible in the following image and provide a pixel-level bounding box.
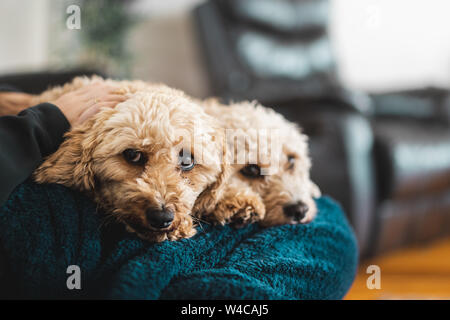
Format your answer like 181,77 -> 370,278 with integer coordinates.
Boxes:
193,161 -> 233,215
33,118 -> 99,192
192,129 -> 233,215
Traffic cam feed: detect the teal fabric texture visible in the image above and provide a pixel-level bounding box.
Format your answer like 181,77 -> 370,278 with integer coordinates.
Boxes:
0,180 -> 358,299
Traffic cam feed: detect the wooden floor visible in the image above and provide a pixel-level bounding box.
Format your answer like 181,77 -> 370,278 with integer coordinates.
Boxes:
345,237 -> 450,300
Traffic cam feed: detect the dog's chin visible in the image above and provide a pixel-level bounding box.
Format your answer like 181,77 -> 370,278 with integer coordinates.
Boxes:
285,210 -> 315,225
124,223 -> 173,243
260,206 -> 315,227
136,230 -> 169,242
263,217 -> 309,227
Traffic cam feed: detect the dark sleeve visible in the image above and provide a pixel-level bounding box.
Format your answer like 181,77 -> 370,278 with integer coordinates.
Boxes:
0,103 -> 70,206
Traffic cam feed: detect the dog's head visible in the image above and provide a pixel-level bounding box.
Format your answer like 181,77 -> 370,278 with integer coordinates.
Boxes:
34,86 -> 228,242
216,102 -> 321,227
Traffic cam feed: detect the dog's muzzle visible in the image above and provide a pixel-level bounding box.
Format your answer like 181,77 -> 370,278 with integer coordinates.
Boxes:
146,207 -> 174,229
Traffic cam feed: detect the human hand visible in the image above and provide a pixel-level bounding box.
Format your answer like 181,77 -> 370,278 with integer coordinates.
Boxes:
0,92 -> 34,116
50,82 -> 126,127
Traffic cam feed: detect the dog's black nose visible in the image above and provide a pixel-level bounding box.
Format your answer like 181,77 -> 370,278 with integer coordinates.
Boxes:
283,201 -> 309,221
146,208 -> 174,229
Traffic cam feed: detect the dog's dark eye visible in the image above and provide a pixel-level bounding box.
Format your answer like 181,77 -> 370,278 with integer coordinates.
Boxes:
123,149 -> 146,165
287,155 -> 296,170
179,149 -> 195,171
240,164 -> 262,178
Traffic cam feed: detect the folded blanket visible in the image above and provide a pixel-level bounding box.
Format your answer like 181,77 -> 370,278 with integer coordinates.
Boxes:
0,180 -> 358,299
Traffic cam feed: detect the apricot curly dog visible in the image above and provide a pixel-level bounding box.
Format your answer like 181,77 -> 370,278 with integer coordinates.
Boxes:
32,77 -> 230,242
201,99 -> 321,227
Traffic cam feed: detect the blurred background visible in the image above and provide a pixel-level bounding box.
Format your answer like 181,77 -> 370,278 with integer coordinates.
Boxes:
1,0 -> 449,299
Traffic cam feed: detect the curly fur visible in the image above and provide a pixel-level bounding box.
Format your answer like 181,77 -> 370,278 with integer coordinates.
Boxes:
33,77 -> 230,242
13,75 -> 319,239
201,99 -> 321,227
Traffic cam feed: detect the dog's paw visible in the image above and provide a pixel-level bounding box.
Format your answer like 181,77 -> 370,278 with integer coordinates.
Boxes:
230,206 -> 262,228
167,216 -> 197,240
216,193 -> 266,228
167,228 -> 197,241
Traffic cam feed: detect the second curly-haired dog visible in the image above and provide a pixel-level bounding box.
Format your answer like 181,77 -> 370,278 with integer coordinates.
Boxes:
32,77 -> 230,242
201,100 -> 321,227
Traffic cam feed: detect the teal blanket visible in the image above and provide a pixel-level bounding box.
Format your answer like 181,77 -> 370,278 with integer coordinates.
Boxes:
0,180 -> 358,299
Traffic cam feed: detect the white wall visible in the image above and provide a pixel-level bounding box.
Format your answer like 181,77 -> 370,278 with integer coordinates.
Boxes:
330,0 -> 450,92
0,0 -> 49,74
